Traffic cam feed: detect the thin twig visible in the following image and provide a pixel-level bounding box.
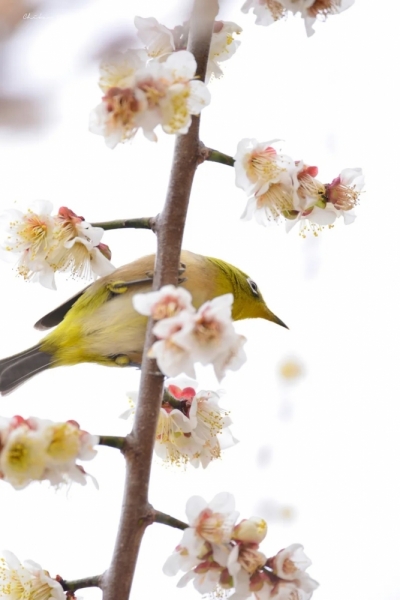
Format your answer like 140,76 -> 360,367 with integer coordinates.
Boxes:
153,510 -> 188,531
59,574 -> 103,593
201,146 -> 235,167
91,217 -> 156,231
101,3 -> 218,599
98,435 -> 126,450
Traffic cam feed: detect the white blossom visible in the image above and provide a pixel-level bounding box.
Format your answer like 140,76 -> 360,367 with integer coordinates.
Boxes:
0,415 -> 99,489
0,551 -> 65,600
165,494 -> 318,600
242,0 -> 354,36
287,167 -> 365,236
208,21 -> 242,81
0,200 -> 56,289
242,0 -> 286,27
235,139 -> 301,226
278,0 -> 355,36
134,16 -> 175,58
134,16 -> 241,82
133,284 -> 195,320
90,49 -> 210,146
125,379 -> 236,468
142,291 -> 246,381
0,203 -> 114,287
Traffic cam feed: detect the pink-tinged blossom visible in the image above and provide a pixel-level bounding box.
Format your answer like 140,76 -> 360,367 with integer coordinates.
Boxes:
145,293 -> 246,381
0,200 -> 56,288
133,284 -> 195,320
124,379 -> 236,468
0,203 -> 114,287
233,517 -> 268,544
50,207 -> 115,279
0,415 -> 99,489
278,0 -> 355,36
287,167 -> 365,236
134,16 -> 241,82
164,494 -> 318,600
0,551 -> 65,600
90,49 -> 210,146
242,0 -> 286,26
242,0 -> 354,36
235,139 -> 300,225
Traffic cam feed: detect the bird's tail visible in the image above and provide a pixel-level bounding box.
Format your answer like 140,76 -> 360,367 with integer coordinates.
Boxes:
0,344 -> 54,395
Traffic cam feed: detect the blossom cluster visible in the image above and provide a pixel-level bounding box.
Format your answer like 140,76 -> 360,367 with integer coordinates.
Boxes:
0,551 -> 65,600
0,200 -> 114,289
164,492 -> 318,599
235,138 -> 364,236
123,378 -> 236,468
133,285 -> 247,381
0,415 -> 99,489
89,15 -> 242,147
90,49 -> 210,147
134,16 -> 242,82
242,0 -> 354,36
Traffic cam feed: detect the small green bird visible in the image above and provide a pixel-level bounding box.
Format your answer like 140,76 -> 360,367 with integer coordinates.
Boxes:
0,250 -> 287,394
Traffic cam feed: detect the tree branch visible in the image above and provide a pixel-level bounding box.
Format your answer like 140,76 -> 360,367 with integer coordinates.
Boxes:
91,217 -> 156,231
101,2 -> 218,599
153,510 -> 188,531
59,574 -> 103,593
201,146 -> 235,167
98,435 -> 126,450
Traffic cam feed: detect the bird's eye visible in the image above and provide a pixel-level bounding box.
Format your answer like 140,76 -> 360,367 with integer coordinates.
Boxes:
247,278 -> 259,296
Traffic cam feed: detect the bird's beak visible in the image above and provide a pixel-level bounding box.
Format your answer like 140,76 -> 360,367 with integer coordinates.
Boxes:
262,305 -> 289,329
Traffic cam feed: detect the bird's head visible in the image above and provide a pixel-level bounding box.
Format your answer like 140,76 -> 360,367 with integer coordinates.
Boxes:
206,256 -> 288,328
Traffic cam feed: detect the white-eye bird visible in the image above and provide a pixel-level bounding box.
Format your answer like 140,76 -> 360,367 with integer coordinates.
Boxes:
0,250 -> 287,394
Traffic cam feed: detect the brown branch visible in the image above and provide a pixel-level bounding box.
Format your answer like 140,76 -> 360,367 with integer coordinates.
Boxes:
59,574 -> 103,593
98,435 -> 126,450
100,2 -> 218,599
91,217 -> 156,231
153,510 -> 188,531
201,146 -> 235,167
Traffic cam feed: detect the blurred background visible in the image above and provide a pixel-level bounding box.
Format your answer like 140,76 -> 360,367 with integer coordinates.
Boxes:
0,1 -> 399,599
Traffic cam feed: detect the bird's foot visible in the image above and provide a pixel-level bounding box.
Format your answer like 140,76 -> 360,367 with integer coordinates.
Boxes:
107,276 -> 154,294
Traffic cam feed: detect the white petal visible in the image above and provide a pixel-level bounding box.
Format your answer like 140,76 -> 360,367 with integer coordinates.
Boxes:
165,50 -> 197,80
186,495 -> 208,523
307,206 -> 337,226
89,247 -> 116,276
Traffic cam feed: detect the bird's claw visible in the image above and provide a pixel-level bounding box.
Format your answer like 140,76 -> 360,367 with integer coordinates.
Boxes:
107,276 -> 153,294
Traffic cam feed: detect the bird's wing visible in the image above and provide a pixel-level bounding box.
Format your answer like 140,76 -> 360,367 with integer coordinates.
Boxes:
34,287 -> 89,330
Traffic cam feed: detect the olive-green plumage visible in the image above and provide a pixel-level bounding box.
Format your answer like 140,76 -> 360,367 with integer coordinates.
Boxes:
0,250 -> 287,394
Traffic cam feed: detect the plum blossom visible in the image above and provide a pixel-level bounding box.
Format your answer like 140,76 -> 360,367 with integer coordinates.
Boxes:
0,551 -> 65,600
0,415 -> 99,489
279,0 -> 355,36
133,284 -> 195,320
163,492 -> 239,579
164,493 -> 318,599
90,49 -> 210,146
287,167 -> 365,237
134,286 -> 247,380
0,202 -> 114,288
235,139 -> 301,225
235,138 -> 364,235
134,16 -> 242,82
242,0 -> 286,27
124,378 -> 236,468
242,0 -> 354,36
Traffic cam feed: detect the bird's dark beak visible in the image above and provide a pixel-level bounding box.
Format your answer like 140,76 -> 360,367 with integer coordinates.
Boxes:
262,305 -> 289,329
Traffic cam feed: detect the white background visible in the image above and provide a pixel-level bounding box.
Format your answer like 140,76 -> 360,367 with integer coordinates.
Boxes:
0,1 -> 399,599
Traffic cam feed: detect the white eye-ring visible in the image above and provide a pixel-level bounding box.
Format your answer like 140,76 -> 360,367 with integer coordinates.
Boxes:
247,278 -> 259,296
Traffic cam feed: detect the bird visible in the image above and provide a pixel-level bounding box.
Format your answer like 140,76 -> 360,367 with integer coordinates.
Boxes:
0,250 -> 287,394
